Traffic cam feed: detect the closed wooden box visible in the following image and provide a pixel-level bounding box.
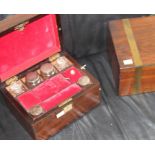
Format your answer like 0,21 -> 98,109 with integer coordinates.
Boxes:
0,14 -> 101,139
108,16 -> 155,96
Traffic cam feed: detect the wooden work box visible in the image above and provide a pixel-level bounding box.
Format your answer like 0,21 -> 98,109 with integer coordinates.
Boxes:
108,16 -> 155,96
0,14 -> 101,139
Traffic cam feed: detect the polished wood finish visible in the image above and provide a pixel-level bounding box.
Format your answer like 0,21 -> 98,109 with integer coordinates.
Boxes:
0,14 -> 101,139
0,52 -> 101,139
108,16 -> 155,96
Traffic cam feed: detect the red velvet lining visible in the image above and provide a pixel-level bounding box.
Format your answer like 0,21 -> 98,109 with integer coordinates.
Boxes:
32,84 -> 57,102
17,73 -> 74,111
48,74 -> 71,91
17,91 -> 41,110
17,73 -> 82,112
41,83 -> 82,112
62,66 -> 83,83
0,15 -> 60,82
32,74 -> 71,101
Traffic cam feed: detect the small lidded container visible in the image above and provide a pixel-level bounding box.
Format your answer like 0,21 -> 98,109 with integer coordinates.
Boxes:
26,71 -> 42,88
7,80 -> 27,97
77,75 -> 92,87
40,63 -> 56,79
52,56 -> 72,71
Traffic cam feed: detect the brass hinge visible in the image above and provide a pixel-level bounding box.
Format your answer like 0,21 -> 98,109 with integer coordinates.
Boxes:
14,21 -> 29,31
49,53 -> 61,62
5,76 -> 18,86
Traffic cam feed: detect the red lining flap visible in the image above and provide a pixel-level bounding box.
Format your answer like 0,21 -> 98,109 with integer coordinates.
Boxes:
0,14 -> 61,82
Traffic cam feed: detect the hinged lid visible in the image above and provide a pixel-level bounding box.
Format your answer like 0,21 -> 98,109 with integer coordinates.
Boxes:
0,14 -> 61,82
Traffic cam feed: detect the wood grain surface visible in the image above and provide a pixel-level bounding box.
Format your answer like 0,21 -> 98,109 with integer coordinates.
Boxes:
109,16 -> 155,96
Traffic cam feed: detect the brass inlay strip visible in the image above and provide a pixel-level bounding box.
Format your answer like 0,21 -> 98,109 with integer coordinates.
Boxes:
122,19 -> 143,66
122,19 -> 143,94
133,67 -> 143,94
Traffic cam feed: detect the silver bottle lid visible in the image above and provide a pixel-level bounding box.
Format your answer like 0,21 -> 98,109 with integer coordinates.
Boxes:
40,63 -> 55,77
77,75 -> 91,86
9,81 -> 25,95
26,71 -> 41,87
54,56 -> 72,71
28,105 -> 44,116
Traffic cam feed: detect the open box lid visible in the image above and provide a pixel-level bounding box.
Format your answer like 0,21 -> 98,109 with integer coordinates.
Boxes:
0,14 -> 61,82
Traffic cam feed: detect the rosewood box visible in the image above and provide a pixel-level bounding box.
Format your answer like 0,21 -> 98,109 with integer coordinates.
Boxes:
0,14 -> 101,139
108,16 -> 155,96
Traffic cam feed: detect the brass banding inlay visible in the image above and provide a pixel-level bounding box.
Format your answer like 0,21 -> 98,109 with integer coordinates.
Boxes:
122,19 -> 143,94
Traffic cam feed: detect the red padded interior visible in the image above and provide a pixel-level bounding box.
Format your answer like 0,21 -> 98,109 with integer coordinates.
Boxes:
41,83 -> 82,112
0,14 -> 60,82
17,91 -> 41,110
17,73 -> 82,112
32,74 -> 71,101
48,74 -> 71,91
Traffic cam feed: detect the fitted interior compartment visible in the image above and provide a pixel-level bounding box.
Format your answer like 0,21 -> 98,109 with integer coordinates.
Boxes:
17,91 -> 41,110
41,83 -> 82,112
14,65 -> 84,113
32,74 -> 71,101
3,37 -> 87,116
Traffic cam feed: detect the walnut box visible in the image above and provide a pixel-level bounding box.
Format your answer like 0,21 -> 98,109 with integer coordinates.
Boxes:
108,16 -> 155,96
0,14 -> 101,139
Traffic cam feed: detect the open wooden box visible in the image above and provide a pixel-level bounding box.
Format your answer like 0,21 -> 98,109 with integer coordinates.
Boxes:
0,14 -> 101,139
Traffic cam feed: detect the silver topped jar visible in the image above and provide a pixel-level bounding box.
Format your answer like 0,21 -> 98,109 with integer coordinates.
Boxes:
40,63 -> 56,79
53,56 -> 72,71
77,75 -> 92,87
26,71 -> 42,88
8,80 -> 26,97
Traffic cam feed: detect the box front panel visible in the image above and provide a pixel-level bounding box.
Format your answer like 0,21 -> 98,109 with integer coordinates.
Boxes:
120,71 -> 155,96
32,85 -> 101,140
